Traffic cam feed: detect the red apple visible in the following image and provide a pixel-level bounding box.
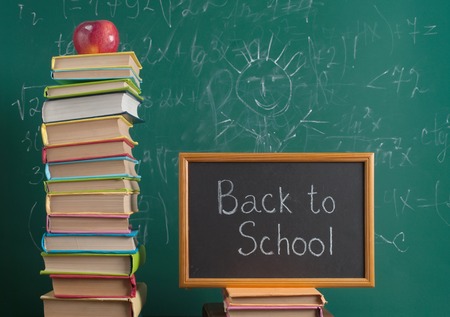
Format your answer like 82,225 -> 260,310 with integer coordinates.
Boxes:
73,20 -> 119,54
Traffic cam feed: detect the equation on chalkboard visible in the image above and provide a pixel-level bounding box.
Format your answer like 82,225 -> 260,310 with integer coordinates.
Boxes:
179,152 -> 375,288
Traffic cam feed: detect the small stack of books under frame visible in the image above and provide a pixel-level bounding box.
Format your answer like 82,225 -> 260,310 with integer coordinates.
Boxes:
203,288 -> 334,317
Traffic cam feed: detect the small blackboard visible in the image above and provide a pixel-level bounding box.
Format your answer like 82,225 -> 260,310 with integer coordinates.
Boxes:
179,153 -> 374,288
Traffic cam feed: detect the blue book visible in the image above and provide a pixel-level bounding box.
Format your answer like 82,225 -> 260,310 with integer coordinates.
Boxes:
41,230 -> 139,254
45,155 -> 140,180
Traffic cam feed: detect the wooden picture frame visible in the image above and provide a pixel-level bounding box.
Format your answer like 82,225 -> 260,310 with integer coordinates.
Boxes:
179,152 -> 374,288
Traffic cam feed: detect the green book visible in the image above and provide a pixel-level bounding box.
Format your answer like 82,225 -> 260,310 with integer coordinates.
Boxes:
44,78 -> 143,100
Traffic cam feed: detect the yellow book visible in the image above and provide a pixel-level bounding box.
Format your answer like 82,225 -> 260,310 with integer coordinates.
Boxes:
51,51 -> 142,76
46,191 -> 139,215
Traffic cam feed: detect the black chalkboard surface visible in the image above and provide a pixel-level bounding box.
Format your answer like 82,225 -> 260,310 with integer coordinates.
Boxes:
2,1 -> 450,316
179,153 -> 374,287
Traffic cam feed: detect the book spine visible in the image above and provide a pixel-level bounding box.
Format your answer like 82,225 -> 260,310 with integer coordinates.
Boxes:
41,123 -> 49,145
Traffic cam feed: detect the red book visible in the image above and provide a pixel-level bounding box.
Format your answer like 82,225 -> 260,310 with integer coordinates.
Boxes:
49,274 -> 137,298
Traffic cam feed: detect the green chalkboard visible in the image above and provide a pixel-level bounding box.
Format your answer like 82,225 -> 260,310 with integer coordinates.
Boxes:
1,1 -> 449,316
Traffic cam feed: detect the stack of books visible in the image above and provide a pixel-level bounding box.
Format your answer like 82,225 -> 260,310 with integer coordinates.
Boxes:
39,52 -> 147,317
219,288 -> 334,317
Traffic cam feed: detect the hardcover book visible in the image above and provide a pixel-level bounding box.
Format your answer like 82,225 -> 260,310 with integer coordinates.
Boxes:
41,115 -> 136,146
46,214 -> 132,234
42,137 -> 137,163
51,67 -> 142,88
44,176 -> 140,194
224,288 -> 327,307
40,245 -> 145,276
45,156 -> 140,180
50,274 -> 137,298
225,305 -> 323,317
42,92 -> 142,123
202,303 -> 334,317
45,191 -> 138,215
51,51 -> 142,76
41,230 -> 139,253
44,79 -> 142,100
41,282 -> 147,317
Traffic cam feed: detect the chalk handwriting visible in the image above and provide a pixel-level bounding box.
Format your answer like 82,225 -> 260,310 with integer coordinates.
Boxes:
62,0 -> 99,18
421,113 -> 450,163
309,184 -> 336,214
383,188 -> 415,219
406,17 -> 438,44
381,179 -> 449,228
366,65 -> 428,98
218,179 -> 293,215
18,3 -> 43,25
60,0 -> 229,25
54,33 -> 76,56
376,232 -> 409,253
238,222 -> 333,257
158,191 -> 170,244
28,201 -> 42,251
21,126 -> 41,153
29,166 -> 45,186
217,179 -> 340,257
417,180 -> 450,227
11,84 -> 45,121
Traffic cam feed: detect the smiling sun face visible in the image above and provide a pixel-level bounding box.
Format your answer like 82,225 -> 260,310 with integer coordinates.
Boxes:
236,58 -> 292,117
213,34 -> 312,151
228,33 -> 305,119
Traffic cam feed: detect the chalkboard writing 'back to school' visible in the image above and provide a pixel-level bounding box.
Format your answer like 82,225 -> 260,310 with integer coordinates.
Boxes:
179,153 -> 374,288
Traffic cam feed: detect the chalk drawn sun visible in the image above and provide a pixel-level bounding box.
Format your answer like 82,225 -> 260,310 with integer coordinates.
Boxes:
229,33 -> 304,118
210,33 -> 323,152
236,58 -> 292,116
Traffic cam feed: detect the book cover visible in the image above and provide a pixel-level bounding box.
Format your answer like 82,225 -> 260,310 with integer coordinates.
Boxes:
224,288 -> 327,306
51,51 -> 142,75
45,191 -> 139,215
44,176 -> 140,194
40,245 -> 145,276
41,115 -> 135,146
51,67 -> 142,88
41,282 -> 147,317
225,305 -> 323,317
203,303 -> 334,317
46,214 -> 132,234
42,92 -> 142,123
45,155 -> 140,180
50,274 -> 137,298
42,137 -> 137,163
41,230 -> 139,253
44,79 -> 143,100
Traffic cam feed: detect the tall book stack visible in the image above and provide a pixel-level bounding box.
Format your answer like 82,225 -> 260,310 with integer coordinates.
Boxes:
39,52 -> 147,317
218,288 -> 334,317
